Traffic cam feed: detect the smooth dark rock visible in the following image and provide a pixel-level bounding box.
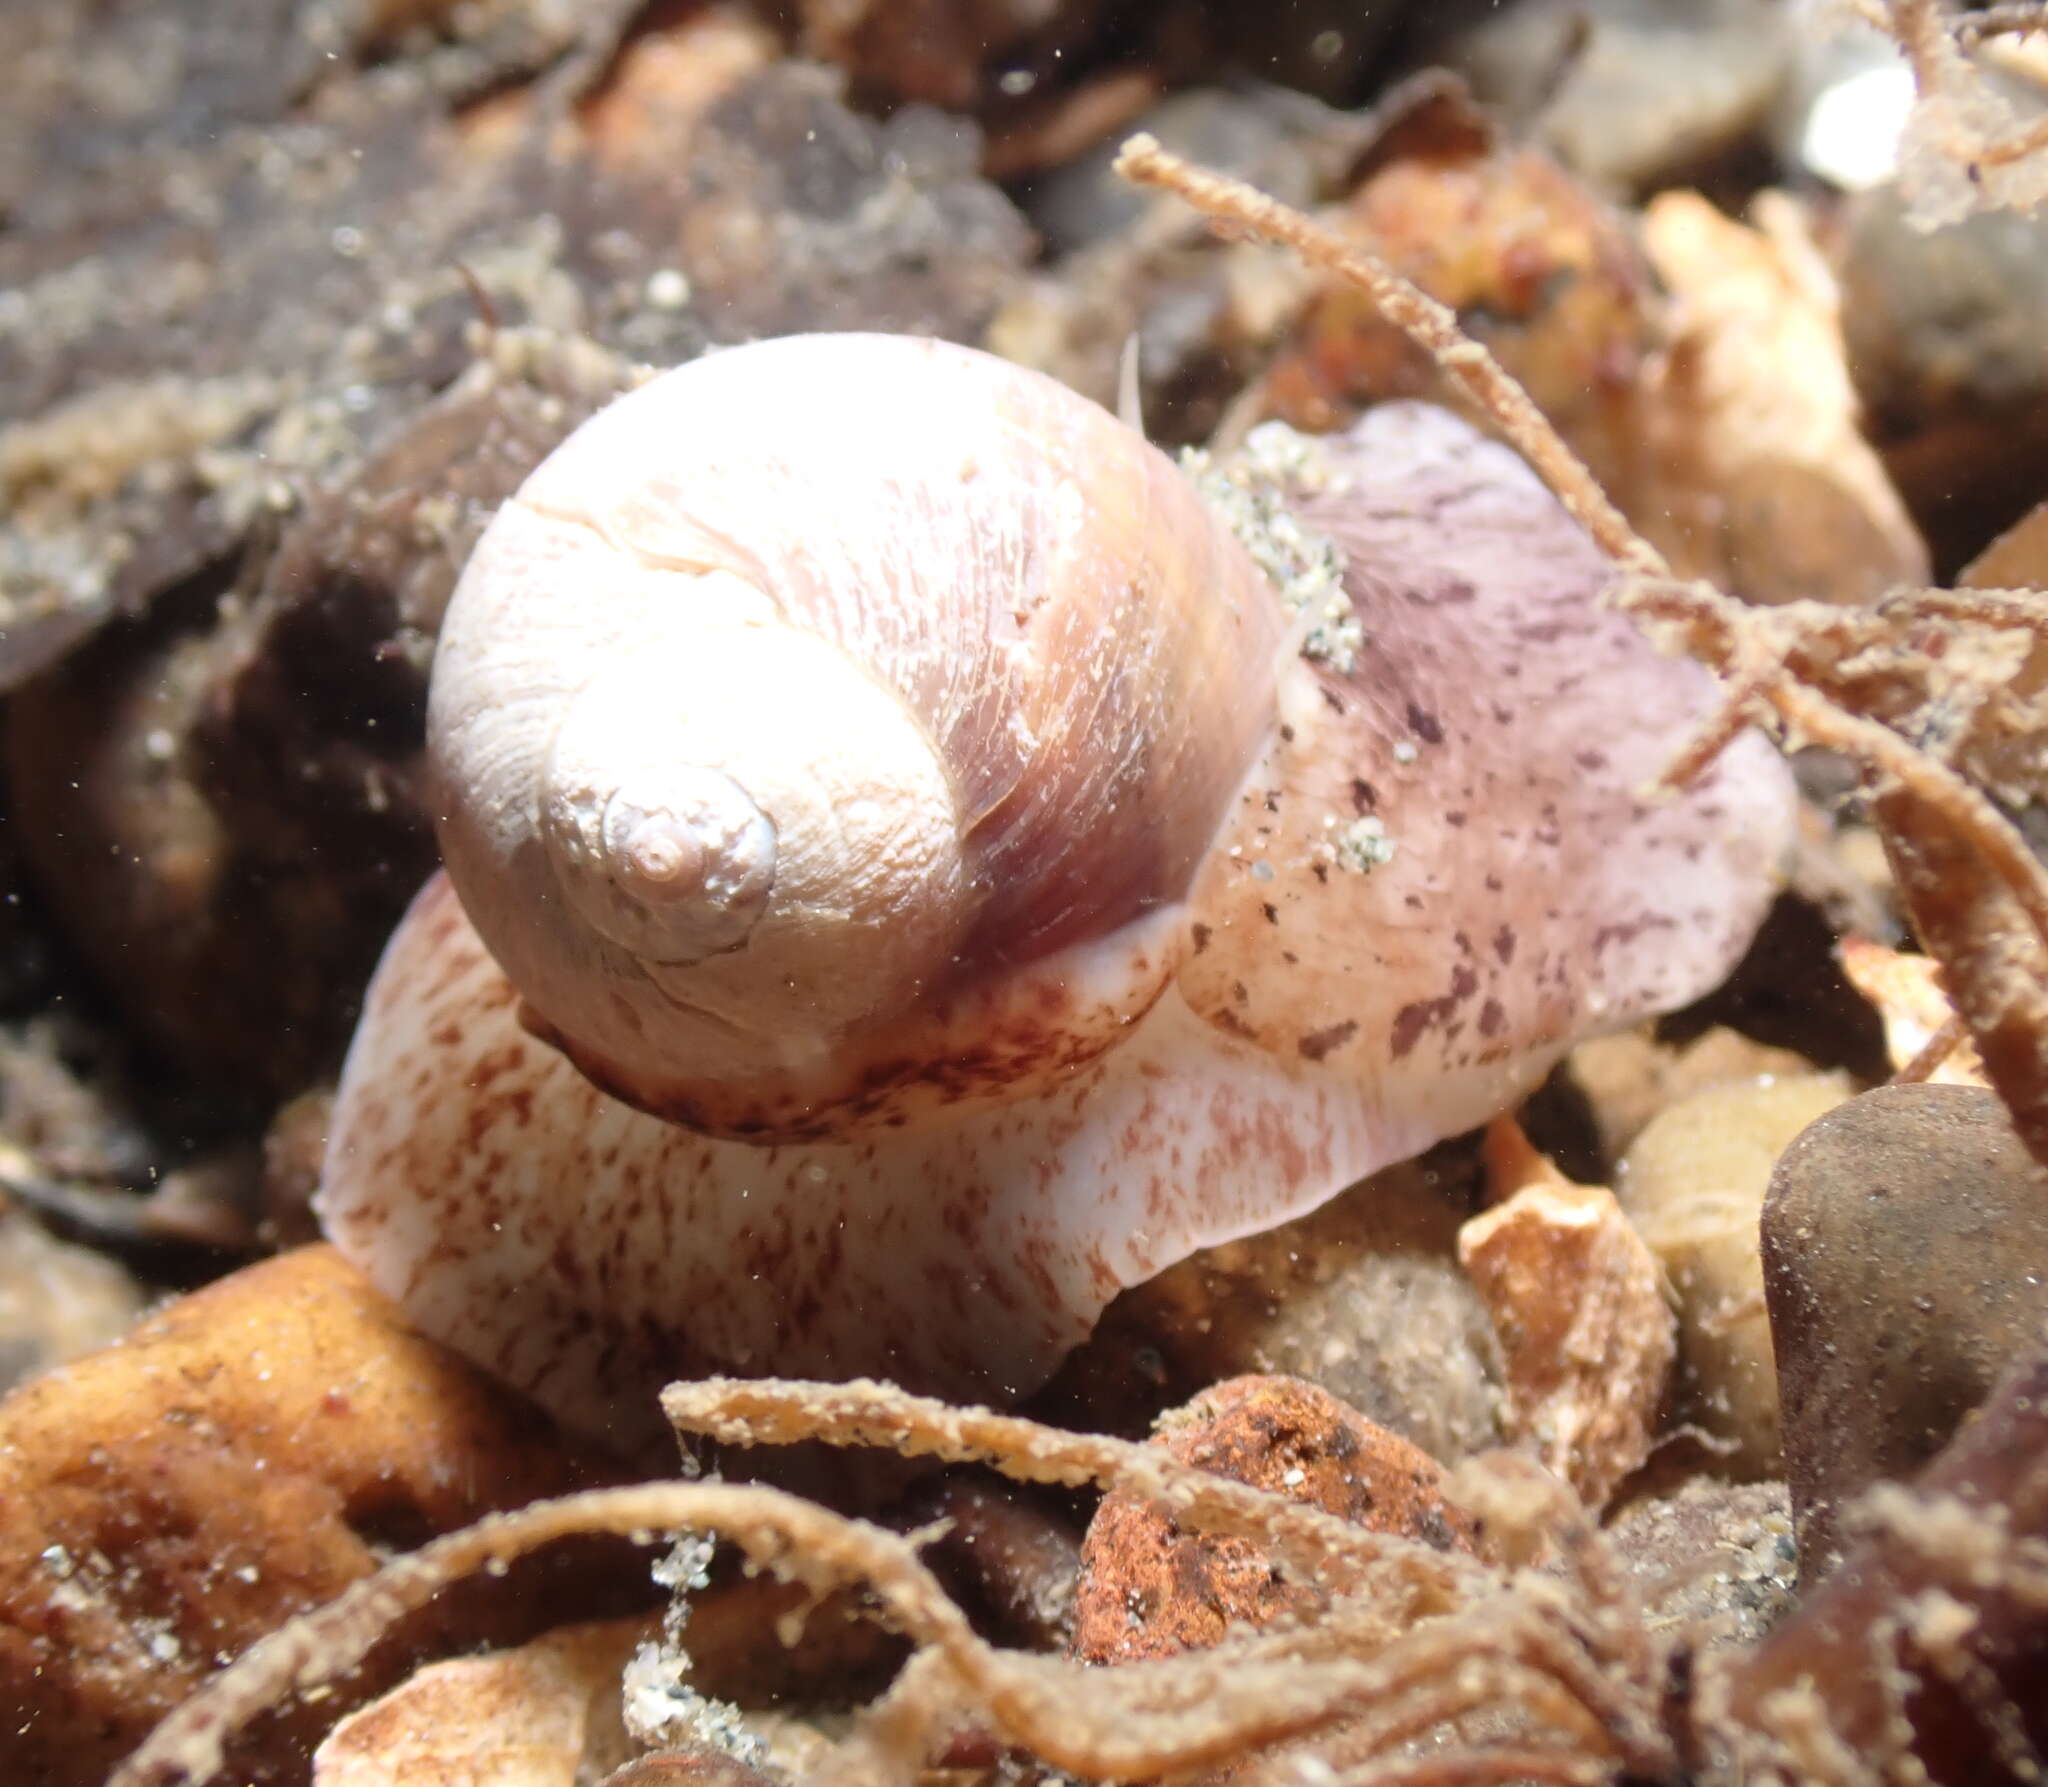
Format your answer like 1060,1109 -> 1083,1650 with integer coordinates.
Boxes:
1762,1082 -> 2048,1577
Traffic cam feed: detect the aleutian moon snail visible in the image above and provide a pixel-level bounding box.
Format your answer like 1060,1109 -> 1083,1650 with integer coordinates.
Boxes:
320,333 -> 1796,1449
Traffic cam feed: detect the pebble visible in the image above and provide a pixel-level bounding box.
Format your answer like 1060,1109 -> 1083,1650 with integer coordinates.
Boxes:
1041,1148 -> 1506,1468
1460,1122 -> 1674,1511
0,1208 -> 144,1394
1761,1082 -> 2048,1577
1421,0 -> 1792,194
1069,1375 -> 1475,1664
0,1246 -> 618,1787
1606,1479 -> 1798,1652
1615,1072 -> 1854,1477
1559,1023 -> 1823,1170
893,1471 -> 1082,1652
1840,180 -> 2048,568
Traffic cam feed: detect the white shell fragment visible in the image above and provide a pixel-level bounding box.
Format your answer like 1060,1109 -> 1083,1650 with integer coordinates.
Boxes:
320,341 -> 1797,1450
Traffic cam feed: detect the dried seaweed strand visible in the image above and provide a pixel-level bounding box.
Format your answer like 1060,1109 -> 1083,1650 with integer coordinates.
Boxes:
106,1477 -> 1472,1787
107,1482 -> 978,1787
662,1376 -> 1476,1602
1883,586 -> 2048,637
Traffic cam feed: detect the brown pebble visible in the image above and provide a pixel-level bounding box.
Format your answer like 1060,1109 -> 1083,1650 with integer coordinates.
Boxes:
1069,1374 -> 1474,1665
1761,1082 -> 2048,1578
1460,1120 -> 1675,1512
0,1245 -> 618,1787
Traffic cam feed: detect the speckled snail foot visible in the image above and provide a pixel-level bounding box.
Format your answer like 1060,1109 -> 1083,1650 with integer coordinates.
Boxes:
318,334 -> 1797,1453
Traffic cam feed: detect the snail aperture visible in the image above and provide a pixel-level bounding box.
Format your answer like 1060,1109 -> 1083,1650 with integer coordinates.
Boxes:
321,334 -> 1797,1450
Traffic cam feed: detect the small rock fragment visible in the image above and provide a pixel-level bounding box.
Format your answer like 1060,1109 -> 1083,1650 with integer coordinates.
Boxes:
314,1617 -> 646,1787
1070,1375 -> 1475,1665
1836,937 -> 1987,1087
1616,1073 -> 1854,1477
1459,1120 -> 1675,1511
1761,1083 -> 2048,1578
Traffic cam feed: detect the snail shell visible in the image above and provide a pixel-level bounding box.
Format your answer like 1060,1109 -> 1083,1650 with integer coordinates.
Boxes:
432,333 -> 1287,1138
322,336 -> 1797,1450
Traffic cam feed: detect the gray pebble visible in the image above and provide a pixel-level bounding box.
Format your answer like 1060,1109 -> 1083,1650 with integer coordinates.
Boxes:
1041,1145 -> 1506,1467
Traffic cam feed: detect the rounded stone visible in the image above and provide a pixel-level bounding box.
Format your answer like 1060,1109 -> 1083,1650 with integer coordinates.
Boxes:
1761,1082 -> 2048,1578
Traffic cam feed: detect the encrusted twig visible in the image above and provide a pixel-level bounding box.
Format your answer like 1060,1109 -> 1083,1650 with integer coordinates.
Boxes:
663,1376 -> 1474,1602
112,1387 -> 1685,1787
1858,0 -> 2048,215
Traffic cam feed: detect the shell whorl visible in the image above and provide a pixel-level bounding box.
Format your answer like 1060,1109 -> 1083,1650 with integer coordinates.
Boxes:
532,618 -> 968,1034
428,335 -> 1290,1136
